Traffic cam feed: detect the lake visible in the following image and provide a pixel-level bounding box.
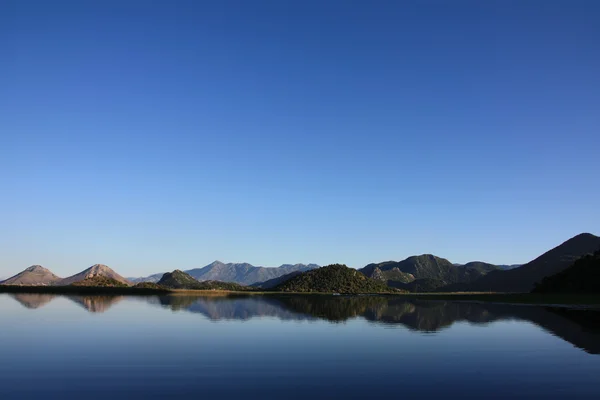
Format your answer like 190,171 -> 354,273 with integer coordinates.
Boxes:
1,294 -> 600,399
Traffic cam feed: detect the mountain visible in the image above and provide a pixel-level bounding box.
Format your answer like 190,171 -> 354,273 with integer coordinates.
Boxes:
157,270 -> 249,291
130,262 -> 319,285
274,264 -> 401,293
442,233 -> 600,293
460,262 -> 500,274
183,261 -> 319,285
497,264 -> 522,270
157,270 -> 200,289
533,250 -> 600,293
58,264 -> 132,286
0,265 -> 62,286
360,255 -> 498,291
129,273 -> 164,284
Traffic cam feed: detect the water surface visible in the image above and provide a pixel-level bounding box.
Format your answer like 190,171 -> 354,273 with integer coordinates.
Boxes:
1,294 -> 599,399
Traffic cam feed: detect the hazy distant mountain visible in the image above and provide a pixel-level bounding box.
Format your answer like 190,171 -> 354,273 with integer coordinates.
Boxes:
58,264 -> 132,286
275,264 -> 399,293
360,255 -> 498,291
533,250 -> 600,293
441,233 -> 600,293
496,264 -> 522,270
128,273 -> 164,284
132,262 -> 320,285
1,265 -> 62,286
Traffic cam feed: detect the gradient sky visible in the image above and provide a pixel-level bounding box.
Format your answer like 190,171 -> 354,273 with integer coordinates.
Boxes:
1,0 -> 599,277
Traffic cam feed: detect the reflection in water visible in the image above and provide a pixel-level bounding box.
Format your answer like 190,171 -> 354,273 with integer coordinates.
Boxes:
152,295 -> 600,354
9,293 -> 124,313
10,294 -> 57,309
68,296 -> 124,313
9,293 -> 600,354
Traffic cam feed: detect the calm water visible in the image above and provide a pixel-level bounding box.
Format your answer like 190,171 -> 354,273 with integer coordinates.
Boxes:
1,294 -> 600,399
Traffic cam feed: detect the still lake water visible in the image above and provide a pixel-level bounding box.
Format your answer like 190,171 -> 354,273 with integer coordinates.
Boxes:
1,294 -> 600,399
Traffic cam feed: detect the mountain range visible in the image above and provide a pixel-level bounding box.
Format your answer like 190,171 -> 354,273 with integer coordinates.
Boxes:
129,261 -> 320,286
440,233 -> 600,293
360,255 -> 501,291
1,233 -> 598,293
0,264 -> 131,287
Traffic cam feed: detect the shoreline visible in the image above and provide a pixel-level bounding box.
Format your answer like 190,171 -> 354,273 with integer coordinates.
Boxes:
1,285 -> 599,308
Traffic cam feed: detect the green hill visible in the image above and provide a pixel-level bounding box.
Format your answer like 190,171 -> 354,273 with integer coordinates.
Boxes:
533,250 -> 600,293
157,270 -> 200,289
361,255 -> 498,291
274,264 -> 401,294
157,270 -> 250,291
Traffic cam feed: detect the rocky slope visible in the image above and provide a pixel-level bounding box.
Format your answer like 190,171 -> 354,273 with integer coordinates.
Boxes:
58,264 -> 131,286
0,265 -> 62,286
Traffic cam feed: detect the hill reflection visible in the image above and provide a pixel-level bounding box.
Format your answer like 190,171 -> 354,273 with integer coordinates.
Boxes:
10,293 -> 57,309
151,295 -> 600,354
9,293 -> 124,313
8,293 -> 600,354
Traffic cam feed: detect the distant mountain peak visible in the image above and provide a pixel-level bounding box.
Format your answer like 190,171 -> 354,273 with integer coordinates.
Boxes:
58,264 -> 131,286
25,265 -> 49,272
1,265 -> 61,286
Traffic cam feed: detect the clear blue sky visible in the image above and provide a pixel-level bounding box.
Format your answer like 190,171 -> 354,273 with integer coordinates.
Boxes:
1,0 -> 599,277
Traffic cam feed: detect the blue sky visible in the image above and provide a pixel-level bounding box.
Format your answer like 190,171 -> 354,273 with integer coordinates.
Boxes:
1,0 -> 599,277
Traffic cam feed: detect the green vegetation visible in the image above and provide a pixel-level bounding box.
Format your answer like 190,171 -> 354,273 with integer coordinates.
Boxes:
361,255 -> 498,291
157,270 -> 204,289
533,250 -> 600,293
71,276 -> 129,287
133,282 -> 165,289
274,264 -> 403,294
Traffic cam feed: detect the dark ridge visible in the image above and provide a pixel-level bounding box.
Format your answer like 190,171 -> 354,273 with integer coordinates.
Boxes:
533,250 -> 600,293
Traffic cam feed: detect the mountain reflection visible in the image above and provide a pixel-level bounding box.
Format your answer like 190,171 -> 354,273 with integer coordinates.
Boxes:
8,293 -> 600,354
68,296 -> 124,313
9,294 -> 123,313
152,295 -> 600,354
10,293 -> 57,309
